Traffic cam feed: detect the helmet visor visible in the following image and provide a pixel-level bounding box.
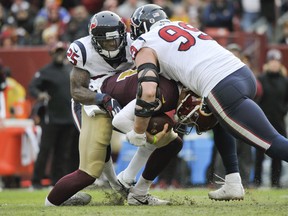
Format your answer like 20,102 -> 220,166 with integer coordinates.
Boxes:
93,30 -> 122,51
97,38 -> 121,51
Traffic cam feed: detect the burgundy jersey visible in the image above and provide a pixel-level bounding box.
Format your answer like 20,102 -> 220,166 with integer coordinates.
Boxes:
101,69 -> 179,113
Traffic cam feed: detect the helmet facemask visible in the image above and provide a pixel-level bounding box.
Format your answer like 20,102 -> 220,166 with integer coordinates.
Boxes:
175,92 -> 218,135
91,30 -> 126,59
175,93 -> 201,134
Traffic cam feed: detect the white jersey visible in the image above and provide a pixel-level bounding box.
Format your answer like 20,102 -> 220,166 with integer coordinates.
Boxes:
67,34 -> 133,78
130,21 -> 245,97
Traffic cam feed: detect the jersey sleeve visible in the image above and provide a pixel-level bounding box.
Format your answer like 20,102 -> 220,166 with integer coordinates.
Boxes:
66,41 -> 87,70
129,38 -> 146,60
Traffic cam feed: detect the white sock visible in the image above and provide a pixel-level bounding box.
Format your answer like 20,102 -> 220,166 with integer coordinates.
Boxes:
225,172 -> 241,183
123,145 -> 155,181
131,175 -> 153,195
103,157 -> 120,189
45,197 -> 56,206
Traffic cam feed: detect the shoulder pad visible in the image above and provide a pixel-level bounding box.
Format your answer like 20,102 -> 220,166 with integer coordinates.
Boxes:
66,40 -> 87,69
130,38 -> 146,60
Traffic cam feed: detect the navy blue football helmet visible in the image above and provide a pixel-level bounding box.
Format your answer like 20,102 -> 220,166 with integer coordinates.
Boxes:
130,4 -> 168,40
89,11 -> 127,60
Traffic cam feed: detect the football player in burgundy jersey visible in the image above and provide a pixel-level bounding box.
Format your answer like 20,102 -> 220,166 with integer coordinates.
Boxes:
71,66 -> 244,205
101,69 -> 179,111
107,69 -> 244,203
45,9 -> 244,206
45,10 -> 182,207
103,70 -> 182,205
128,4 -> 288,201
91,70 -> 244,205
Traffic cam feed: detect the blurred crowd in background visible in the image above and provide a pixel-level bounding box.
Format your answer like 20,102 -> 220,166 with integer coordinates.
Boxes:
0,0 -> 288,48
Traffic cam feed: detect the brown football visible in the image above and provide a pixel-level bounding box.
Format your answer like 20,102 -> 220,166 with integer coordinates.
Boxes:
147,113 -> 175,135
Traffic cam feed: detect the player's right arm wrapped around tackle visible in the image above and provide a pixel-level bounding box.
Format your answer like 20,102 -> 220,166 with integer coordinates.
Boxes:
70,66 -> 121,118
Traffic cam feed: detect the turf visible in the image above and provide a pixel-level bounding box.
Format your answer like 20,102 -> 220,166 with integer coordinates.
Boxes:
0,187 -> 288,216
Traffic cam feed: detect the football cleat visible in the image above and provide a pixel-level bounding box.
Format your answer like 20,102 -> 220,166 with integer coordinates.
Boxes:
117,171 -> 136,189
127,192 -> 170,206
61,192 -> 92,206
110,180 -> 130,199
208,173 -> 245,201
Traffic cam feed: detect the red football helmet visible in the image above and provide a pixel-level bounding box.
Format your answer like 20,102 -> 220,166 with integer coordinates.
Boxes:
175,91 -> 218,135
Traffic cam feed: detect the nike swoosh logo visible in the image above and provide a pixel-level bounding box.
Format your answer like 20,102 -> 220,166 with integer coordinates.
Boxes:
73,47 -> 78,53
132,196 -> 149,205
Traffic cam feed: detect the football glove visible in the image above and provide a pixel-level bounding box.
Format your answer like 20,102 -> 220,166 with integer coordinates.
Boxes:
126,129 -> 147,147
95,93 -> 122,118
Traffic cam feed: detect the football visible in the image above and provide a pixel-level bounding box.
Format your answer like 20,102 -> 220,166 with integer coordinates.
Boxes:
147,113 -> 175,135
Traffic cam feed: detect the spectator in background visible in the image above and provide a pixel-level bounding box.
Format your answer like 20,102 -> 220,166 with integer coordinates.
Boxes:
61,0 -> 82,11
0,3 -> 8,30
201,0 -> 235,32
62,5 -> 90,43
281,0 -> 288,14
170,4 -> 190,23
102,0 -> 119,12
254,48 -> 288,188
0,59 -> 7,119
152,0 -> 173,18
0,59 -> 28,120
279,20 -> 288,45
117,0 -> 147,30
8,0 -> 35,45
239,0 -> 260,32
35,0 -> 70,42
10,0 -> 30,14
184,0 -> 203,27
30,16 -> 48,45
42,25 -> 59,46
28,41 -> 79,189
259,0 -> 277,42
3,67 -> 27,119
45,2 -> 67,40
36,0 -> 70,25
0,25 -> 18,47
81,0 -> 104,14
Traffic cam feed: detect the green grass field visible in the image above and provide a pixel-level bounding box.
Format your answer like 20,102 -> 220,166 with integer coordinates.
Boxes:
1,187 -> 288,216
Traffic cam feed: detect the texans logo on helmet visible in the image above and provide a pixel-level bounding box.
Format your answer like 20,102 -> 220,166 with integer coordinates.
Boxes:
89,22 -> 97,34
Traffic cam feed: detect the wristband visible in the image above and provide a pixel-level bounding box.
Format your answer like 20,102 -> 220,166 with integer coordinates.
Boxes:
94,93 -> 106,105
153,135 -> 158,144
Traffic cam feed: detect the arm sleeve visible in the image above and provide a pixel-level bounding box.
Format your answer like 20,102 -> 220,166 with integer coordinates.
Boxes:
112,99 -> 136,133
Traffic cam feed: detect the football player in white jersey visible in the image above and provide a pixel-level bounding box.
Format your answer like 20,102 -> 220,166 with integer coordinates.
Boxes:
127,3 -> 288,199
45,10 -> 178,207
45,11 -> 134,206
45,9 -> 244,206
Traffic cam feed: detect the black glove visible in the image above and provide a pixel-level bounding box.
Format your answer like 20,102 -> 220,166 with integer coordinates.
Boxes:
95,93 -> 122,118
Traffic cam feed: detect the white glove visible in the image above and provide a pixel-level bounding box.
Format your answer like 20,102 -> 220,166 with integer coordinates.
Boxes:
126,129 -> 147,147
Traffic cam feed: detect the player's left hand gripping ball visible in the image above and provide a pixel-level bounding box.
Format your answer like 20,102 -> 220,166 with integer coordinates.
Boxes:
126,129 -> 147,147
